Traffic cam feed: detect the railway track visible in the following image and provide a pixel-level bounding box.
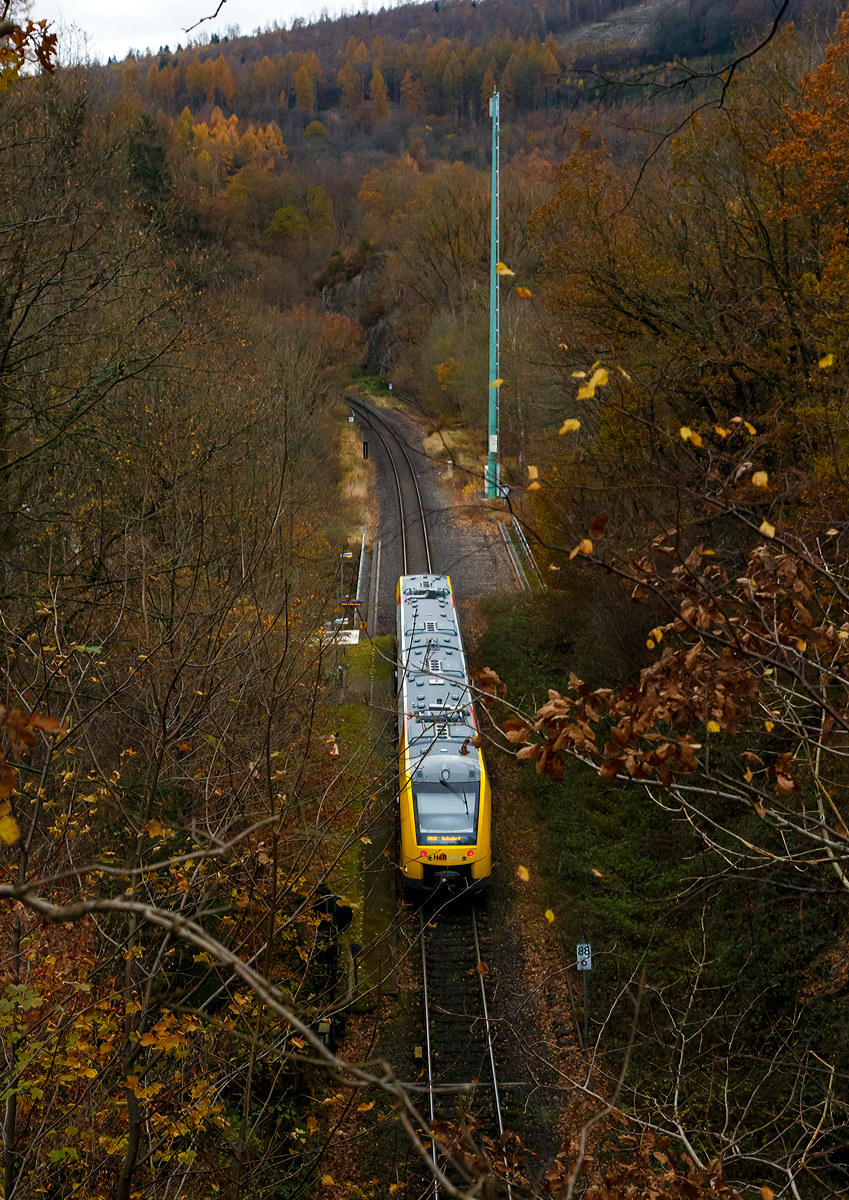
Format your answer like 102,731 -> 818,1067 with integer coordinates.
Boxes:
418,895 -> 513,1199
347,398 -> 512,1197
347,395 -> 432,577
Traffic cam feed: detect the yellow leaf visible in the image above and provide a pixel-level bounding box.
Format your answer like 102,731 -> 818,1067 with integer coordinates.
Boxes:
321,1176 -> 335,1187
752,471 -> 769,488
516,865 -> 530,882
357,1100 -> 375,1112
744,421 -> 757,435
715,425 -> 730,436
796,639 -> 807,652
569,538 -> 593,559
0,814 -> 20,844
707,720 -> 721,733
818,354 -> 834,369
495,261 -> 514,276
545,909 -> 555,923
516,286 -> 532,298
571,370 -> 586,378
680,425 -> 692,441
82,1068 -> 98,1078
527,465 -> 539,481
526,480 -> 541,491
559,418 -> 581,434
765,720 -> 775,732
193,953 -> 211,964
389,1186 -> 404,1195
489,378 -> 503,388
289,1036 -> 305,1049
760,519 -> 775,539
576,366 -> 608,400
646,639 -> 655,650
761,1189 -> 775,1200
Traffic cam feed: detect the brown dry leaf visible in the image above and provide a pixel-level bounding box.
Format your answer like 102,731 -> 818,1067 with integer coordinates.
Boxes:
569,538 -> 593,559
357,1100 -> 375,1112
0,757 -> 16,800
472,666 -> 506,698
27,714 -> 66,736
502,717 -> 530,744
4,710 -> 37,761
475,960 -> 488,975
589,511 -> 609,539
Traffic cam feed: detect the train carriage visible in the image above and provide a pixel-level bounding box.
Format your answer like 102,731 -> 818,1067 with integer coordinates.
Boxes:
396,574 -> 492,891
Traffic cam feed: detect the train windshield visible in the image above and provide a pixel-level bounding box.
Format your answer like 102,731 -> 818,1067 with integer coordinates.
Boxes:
413,782 -> 479,846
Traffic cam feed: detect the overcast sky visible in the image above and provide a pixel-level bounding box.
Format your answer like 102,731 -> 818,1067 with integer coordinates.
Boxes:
44,0 -> 347,63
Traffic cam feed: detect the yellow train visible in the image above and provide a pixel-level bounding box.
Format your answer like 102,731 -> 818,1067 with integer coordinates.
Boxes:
396,574 -> 492,892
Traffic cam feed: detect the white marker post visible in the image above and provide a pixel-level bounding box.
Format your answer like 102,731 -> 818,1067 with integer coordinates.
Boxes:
577,942 -> 592,1051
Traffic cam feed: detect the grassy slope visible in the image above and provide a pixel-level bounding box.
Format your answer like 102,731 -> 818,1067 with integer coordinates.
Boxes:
478,588 -> 849,1189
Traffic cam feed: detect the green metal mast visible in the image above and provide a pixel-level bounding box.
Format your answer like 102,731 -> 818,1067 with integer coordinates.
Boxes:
486,90 -> 500,500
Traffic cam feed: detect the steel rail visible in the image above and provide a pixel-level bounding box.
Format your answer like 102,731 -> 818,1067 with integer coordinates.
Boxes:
419,910 -> 440,1200
498,521 -> 529,592
347,396 -> 432,574
512,519 -> 547,590
471,905 -> 513,1200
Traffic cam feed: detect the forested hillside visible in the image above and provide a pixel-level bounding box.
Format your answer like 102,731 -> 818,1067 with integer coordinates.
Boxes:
3,0 -> 849,1197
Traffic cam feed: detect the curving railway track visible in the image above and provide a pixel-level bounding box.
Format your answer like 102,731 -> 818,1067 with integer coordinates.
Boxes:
347,396 -> 513,1200
346,395 -> 432,578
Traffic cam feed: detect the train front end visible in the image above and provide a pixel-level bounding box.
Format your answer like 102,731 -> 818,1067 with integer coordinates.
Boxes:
396,574 -> 492,892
